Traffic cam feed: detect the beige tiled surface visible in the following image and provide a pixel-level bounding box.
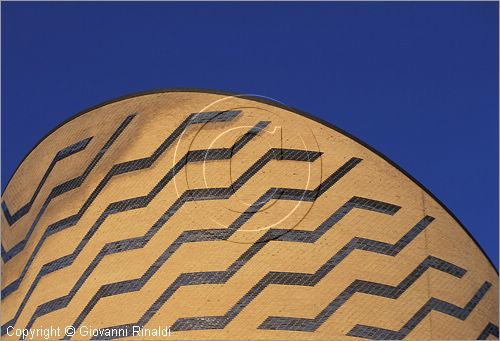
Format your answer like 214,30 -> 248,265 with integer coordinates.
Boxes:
1,91 -> 498,340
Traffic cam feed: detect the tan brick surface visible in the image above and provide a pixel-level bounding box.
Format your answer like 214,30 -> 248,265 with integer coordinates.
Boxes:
1,90 -> 498,340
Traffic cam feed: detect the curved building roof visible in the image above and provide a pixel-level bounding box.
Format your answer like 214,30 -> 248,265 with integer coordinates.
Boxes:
1,90 -> 498,340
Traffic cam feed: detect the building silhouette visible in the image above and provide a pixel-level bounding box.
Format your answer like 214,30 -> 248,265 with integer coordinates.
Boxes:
1,90 -> 498,340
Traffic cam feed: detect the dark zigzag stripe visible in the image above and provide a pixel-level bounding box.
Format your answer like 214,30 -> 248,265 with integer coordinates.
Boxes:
1,110 -> 240,300
1,119 -> 266,336
28,148 -> 321,340
15,147 -> 319,339
348,281 -> 492,339
1,115 -> 135,263
478,322 -> 499,339
82,158 -> 364,340
258,255 -> 465,332
2,137 -> 93,226
168,215 -> 434,332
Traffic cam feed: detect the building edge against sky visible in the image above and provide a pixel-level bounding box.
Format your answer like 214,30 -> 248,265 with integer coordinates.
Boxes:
1,90 -> 498,340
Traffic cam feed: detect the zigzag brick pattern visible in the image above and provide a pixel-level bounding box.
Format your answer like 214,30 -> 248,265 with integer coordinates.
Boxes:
2,137 -> 92,228
1,91 -> 498,340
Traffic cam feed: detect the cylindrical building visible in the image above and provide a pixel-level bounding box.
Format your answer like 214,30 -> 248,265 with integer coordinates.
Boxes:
1,90 -> 498,340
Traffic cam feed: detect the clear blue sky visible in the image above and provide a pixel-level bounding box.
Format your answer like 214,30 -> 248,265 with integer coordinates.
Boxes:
2,2 -> 498,268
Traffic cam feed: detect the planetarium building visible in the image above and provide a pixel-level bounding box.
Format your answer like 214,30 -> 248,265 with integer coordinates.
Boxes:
1,90 -> 498,340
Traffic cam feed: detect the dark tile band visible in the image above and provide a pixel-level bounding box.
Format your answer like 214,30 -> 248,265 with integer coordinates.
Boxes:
1,115 -> 136,264
478,322 -> 499,340
1,110 -> 240,300
2,115 -> 267,336
347,281 -> 493,340
49,149 -> 320,338
169,215 -> 434,333
82,158 -> 364,339
1,115 -> 135,264
2,136 -> 93,227
32,147 -> 322,340
258,255 -> 464,332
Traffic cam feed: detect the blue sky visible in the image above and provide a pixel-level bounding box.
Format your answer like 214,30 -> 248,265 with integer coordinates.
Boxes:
2,2 -> 498,268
